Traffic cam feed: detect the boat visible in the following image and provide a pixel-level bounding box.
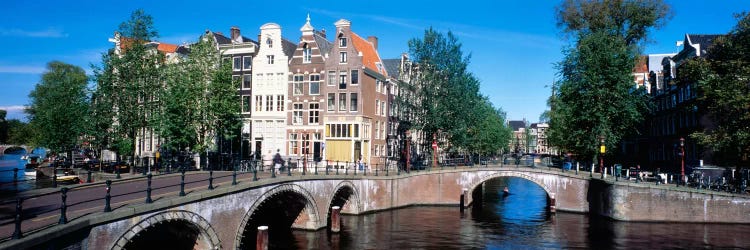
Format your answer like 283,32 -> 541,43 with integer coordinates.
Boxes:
503,186 -> 510,196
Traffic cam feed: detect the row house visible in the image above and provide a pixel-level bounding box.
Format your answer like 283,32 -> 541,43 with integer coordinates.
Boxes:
286,15 -> 332,164
322,19 -> 389,166
645,34 -> 721,170
507,120 -> 528,155
530,123 -> 551,154
205,27 -> 258,159
108,32 -> 189,164
251,23 -> 296,160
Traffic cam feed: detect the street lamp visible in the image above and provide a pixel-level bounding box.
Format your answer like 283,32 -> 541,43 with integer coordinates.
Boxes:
598,135 -> 606,179
680,137 -> 685,185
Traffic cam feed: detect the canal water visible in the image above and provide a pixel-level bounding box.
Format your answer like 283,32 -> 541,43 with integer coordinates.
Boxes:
267,177 -> 750,249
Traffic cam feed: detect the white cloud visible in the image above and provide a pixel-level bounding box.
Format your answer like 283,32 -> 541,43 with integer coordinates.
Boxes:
0,105 -> 28,111
0,27 -> 68,38
0,65 -> 45,74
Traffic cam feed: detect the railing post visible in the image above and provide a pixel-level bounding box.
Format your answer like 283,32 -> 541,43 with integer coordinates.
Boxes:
232,165 -> 238,185
104,180 -> 112,212
87,170 -> 93,183
179,168 -> 186,196
253,167 -> 258,181
364,163 -> 367,176
13,168 -> 18,186
326,161 -> 329,175
12,197 -> 22,239
354,162 -> 357,176
208,170 -> 214,190
336,161 -> 340,175
59,187 -> 68,224
53,174 -> 58,188
287,158 -> 292,176
146,173 -> 153,203
271,162 -> 276,178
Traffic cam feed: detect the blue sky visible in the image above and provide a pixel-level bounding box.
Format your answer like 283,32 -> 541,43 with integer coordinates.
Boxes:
0,1 -> 747,122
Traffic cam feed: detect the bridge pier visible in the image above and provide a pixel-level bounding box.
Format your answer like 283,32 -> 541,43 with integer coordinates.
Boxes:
256,226 -> 268,250
549,193 -> 556,213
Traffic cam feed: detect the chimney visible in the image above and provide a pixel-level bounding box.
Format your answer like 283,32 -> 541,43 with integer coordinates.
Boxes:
230,26 -> 240,41
367,36 -> 378,50
320,29 -> 326,38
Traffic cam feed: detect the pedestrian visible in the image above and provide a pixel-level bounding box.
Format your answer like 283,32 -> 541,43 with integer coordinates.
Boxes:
273,149 -> 283,174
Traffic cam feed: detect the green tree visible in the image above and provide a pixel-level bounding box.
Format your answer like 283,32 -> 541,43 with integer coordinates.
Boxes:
548,0 -> 670,161
27,61 -> 89,153
92,9 -> 162,164
7,119 -> 38,146
466,97 -> 511,156
691,12 -> 750,166
408,28 -> 482,152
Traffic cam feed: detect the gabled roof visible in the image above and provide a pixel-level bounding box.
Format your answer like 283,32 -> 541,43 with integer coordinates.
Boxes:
508,120 -> 526,132
118,36 -> 184,55
212,32 -> 231,45
382,59 -> 400,78
313,31 -> 332,56
351,32 -> 387,77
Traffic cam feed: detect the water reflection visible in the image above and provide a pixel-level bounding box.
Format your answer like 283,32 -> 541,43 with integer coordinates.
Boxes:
252,177 -> 750,249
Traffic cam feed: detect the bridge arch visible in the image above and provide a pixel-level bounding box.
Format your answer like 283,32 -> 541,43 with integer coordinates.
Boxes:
328,180 -> 362,215
467,171 -> 553,204
112,210 -> 220,250
233,183 -> 321,249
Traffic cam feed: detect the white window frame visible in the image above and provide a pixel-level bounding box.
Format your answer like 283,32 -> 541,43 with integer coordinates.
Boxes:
293,75 -> 304,96
340,52 -> 347,63
309,74 -> 320,95
233,57 -> 241,71
267,55 -> 274,64
243,56 -> 252,70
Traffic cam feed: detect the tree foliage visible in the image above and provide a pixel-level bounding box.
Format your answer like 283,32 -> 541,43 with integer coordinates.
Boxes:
691,12 -> 750,165
408,28 -> 509,153
548,0 -> 669,160
466,97 -> 512,155
27,61 -> 89,153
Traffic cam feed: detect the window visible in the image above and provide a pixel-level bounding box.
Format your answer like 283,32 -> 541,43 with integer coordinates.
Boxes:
328,93 -> 335,111
267,55 -> 274,64
375,121 -> 380,139
276,95 -> 284,111
232,75 -> 241,87
243,74 -> 251,89
351,70 -> 358,84
266,38 -> 273,48
309,103 -> 319,124
339,73 -> 347,89
233,57 -> 241,71
309,74 -> 320,95
242,96 -> 250,113
293,103 -> 304,124
293,75 -> 304,95
327,71 -> 336,86
376,100 -> 380,115
243,56 -> 252,70
376,80 -> 381,93
339,52 -> 347,63
339,36 -> 347,47
266,96 -> 273,111
380,100 -> 386,116
350,93 -> 358,111
354,124 -> 359,137
255,96 -> 262,111
303,44 -> 312,63
339,93 -> 347,111
289,133 -> 298,155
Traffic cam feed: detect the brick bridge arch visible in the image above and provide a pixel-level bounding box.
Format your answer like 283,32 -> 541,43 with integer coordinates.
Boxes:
467,171 -> 554,202
111,210 -> 221,250
328,180 -> 362,214
233,183 -> 321,248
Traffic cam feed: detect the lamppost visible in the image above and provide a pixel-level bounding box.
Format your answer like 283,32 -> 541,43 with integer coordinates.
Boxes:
599,135 -> 606,179
405,130 -> 411,173
680,137 -> 685,185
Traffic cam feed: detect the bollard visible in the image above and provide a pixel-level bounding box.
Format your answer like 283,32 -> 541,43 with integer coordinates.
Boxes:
116,166 -> 121,179
179,168 -> 186,196
576,162 -> 579,175
375,167 -> 379,176
87,170 -> 93,183
271,164 -> 276,178
590,164 -> 594,178
256,226 -> 269,250
232,165 -> 237,185
59,187 -> 68,224
354,163 -> 357,176
53,174 -> 58,188
326,163 -> 329,175
459,188 -> 466,212
208,170 -> 214,190
331,206 -> 341,233
345,163 -> 349,175
12,197 -> 23,239
104,180 -> 112,212
550,193 -> 556,213
253,168 -> 258,181
314,162 -> 318,175
287,159 -> 292,176
145,173 -> 153,203
336,162 -> 340,175
364,164 -> 367,176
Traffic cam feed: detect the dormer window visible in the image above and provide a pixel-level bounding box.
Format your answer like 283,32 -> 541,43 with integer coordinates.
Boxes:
303,43 -> 311,63
266,38 -> 273,48
338,34 -> 347,47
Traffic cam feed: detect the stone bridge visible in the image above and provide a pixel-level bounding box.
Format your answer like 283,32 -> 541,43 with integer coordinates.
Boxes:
2,165 -> 750,249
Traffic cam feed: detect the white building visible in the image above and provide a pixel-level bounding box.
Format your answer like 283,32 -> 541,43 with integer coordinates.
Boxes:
251,23 -> 296,157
